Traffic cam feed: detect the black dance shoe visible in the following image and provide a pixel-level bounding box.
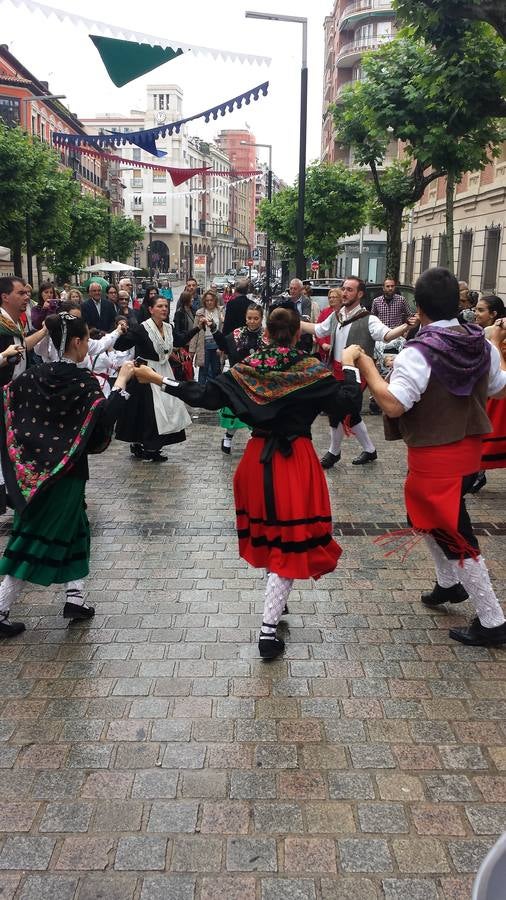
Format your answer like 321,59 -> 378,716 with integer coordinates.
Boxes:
63,602 -> 95,621
421,583 -> 468,607
259,634 -> 285,660
352,450 -> 377,465
130,443 -> 144,459
221,439 -> 231,455
468,471 -> 487,494
0,614 -> 25,638
320,451 -> 341,469
0,485 -> 6,516
449,617 -> 506,647
143,451 -> 168,462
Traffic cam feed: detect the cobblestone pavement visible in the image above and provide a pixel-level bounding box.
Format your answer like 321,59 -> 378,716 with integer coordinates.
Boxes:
0,410 -> 505,900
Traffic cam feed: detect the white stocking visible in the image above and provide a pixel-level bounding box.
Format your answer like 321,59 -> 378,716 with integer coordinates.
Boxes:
0,575 -> 25,616
329,425 -> 344,455
260,573 -> 293,639
223,432 -> 233,448
65,580 -> 85,607
458,556 -> 505,629
424,535 -> 459,588
350,419 -> 376,453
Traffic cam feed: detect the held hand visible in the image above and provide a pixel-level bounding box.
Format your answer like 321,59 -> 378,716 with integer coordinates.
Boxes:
407,314 -> 419,327
490,318 -> 506,344
322,343 -> 331,352
134,364 -> 160,385
343,344 -> 363,363
4,344 -> 24,359
117,320 -> 128,335
115,361 -> 135,387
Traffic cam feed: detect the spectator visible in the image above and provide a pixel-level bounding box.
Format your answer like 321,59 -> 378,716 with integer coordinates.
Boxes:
31,282 -> 58,330
191,291 -> 224,384
223,278 -> 251,335
81,282 -> 117,332
371,278 -> 412,329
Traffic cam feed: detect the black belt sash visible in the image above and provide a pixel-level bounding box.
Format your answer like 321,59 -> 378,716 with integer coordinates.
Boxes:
252,429 -> 311,523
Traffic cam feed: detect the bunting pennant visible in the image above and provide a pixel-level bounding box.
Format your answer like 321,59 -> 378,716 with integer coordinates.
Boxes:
59,144 -> 262,184
52,82 -> 270,158
90,35 -> 183,88
1,0 -> 271,66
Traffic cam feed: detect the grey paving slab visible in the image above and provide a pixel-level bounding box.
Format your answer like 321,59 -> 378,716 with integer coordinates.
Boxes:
0,413 -> 503,897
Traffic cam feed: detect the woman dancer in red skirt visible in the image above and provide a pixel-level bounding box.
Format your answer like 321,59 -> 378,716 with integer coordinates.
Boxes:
135,305 -> 362,659
470,295 -> 506,492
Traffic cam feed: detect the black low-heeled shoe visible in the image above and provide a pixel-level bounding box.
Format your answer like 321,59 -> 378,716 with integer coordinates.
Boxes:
0,614 -> 25,638
259,632 -> 285,660
221,439 -> 231,455
63,602 -> 95,621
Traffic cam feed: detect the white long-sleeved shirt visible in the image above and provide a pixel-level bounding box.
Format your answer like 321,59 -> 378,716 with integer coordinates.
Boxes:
35,329 -> 120,371
314,305 -> 389,362
387,318 -> 506,411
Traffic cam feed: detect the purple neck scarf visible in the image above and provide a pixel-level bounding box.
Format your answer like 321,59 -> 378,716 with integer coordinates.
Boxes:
409,323 -> 490,396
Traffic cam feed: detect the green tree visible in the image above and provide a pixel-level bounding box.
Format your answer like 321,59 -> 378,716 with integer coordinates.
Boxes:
48,193 -> 110,282
394,0 -> 506,43
334,30 -> 504,276
102,215 -> 145,262
257,162 -> 369,268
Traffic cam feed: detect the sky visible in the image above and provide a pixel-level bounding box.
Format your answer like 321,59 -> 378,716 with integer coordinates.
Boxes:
5,0 -> 332,183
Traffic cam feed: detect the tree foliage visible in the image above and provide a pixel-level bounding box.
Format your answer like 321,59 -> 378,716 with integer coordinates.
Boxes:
103,215 -> 145,263
394,0 -> 506,43
333,27 -> 505,276
257,162 -> 369,266
47,193 -> 110,283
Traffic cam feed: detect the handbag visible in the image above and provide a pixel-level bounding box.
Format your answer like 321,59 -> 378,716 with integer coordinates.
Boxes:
169,347 -> 194,382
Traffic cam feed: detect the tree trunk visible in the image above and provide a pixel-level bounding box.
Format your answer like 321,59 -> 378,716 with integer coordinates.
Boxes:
12,243 -> 23,278
36,256 -> 44,288
445,170 -> 455,273
385,205 -> 403,281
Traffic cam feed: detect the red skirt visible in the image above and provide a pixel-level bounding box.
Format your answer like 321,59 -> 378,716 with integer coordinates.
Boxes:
234,436 -> 342,580
481,398 -> 506,470
405,436 -> 482,558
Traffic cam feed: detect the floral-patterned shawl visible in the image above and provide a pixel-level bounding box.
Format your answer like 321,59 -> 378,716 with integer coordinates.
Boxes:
230,344 -> 333,405
1,362 -> 107,512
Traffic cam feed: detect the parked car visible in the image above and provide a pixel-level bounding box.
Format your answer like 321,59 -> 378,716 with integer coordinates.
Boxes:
211,275 -> 230,294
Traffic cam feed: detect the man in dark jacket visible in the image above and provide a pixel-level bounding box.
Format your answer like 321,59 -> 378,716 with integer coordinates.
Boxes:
82,283 -> 117,332
222,279 -> 251,335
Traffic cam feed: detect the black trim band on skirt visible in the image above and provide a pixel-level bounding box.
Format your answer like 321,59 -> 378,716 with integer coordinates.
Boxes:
482,451 -> 506,462
236,528 -> 333,554
236,509 -> 332,528
10,528 -> 88,548
3,549 -> 88,567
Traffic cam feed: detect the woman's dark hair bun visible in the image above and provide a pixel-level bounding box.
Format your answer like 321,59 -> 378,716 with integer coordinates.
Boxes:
266,306 -> 300,345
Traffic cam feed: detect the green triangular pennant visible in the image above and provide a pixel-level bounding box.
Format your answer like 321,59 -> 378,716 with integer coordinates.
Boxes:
90,35 -> 184,88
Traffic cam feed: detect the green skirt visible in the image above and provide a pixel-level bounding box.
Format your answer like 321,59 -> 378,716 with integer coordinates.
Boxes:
0,477 -> 90,586
218,406 -> 250,432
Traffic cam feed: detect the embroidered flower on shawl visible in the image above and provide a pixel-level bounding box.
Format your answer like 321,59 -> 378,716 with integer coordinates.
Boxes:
243,344 -> 304,374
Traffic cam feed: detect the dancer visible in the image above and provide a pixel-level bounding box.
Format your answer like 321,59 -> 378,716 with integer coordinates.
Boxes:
213,302 -> 266,454
469,294 -> 506,493
300,277 -> 410,467
114,294 -> 204,461
0,312 -> 134,637
354,267 -> 506,647
134,305 -> 362,659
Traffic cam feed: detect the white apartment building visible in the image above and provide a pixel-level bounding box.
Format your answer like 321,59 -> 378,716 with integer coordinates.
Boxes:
83,84 -> 233,278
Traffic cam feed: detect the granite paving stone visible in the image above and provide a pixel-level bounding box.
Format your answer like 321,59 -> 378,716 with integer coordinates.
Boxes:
0,412 -> 503,897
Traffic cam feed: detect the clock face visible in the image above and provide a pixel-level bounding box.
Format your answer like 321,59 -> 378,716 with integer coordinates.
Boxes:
155,111 -> 166,124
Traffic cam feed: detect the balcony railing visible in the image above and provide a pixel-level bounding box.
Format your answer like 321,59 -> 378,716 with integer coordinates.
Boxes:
339,0 -> 393,29
336,33 -> 393,63
130,200 -> 143,211
130,178 -> 143,188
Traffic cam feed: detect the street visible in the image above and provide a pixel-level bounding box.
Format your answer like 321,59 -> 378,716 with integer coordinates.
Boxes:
0,411 -> 504,899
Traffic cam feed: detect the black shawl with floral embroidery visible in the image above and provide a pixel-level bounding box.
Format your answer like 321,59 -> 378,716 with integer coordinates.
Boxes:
1,362 -> 109,513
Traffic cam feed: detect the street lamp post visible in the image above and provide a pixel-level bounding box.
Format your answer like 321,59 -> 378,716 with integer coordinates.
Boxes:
241,140 -> 273,302
245,11 -> 307,279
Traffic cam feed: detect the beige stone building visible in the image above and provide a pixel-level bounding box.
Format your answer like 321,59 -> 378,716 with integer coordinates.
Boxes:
400,145 -> 506,296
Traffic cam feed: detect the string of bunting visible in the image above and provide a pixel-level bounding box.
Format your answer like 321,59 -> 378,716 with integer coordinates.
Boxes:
52,82 -> 269,158
1,0 -> 271,66
61,144 -> 262,186
138,176 -> 263,199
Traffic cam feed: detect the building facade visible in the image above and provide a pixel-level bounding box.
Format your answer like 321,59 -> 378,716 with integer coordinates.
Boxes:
321,1 -> 397,281
0,43 -> 112,280
400,146 -> 506,296
215,129 -> 257,264
84,86 -> 237,279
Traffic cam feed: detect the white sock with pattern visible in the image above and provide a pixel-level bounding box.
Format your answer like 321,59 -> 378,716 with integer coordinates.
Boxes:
65,580 -> 86,607
423,536 -> 459,588
0,575 -> 24,617
458,556 -> 505,628
260,573 -> 293,640
329,425 -> 343,455
351,420 -> 376,453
